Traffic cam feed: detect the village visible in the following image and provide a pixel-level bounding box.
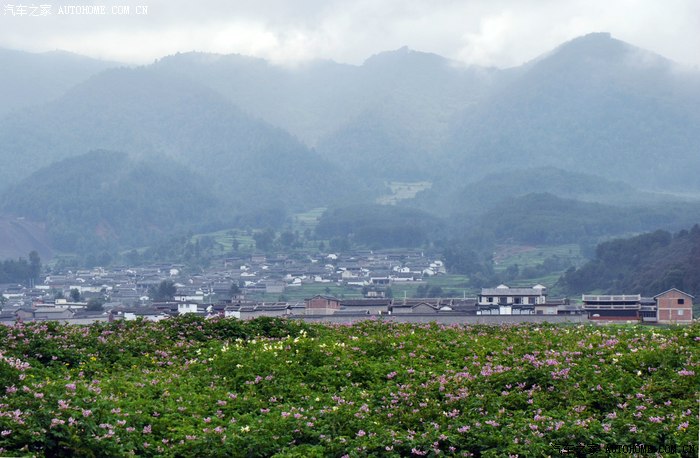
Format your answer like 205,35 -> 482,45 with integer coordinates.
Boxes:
0,248 -> 694,326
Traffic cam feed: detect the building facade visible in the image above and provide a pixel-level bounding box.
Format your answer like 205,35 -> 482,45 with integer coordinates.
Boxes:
654,289 -> 694,324
478,284 -> 548,315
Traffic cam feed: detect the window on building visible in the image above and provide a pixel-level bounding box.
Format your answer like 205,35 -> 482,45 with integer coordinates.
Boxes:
514,297 -> 522,304
678,298 -> 685,305
487,297 -> 493,303
677,309 -> 684,316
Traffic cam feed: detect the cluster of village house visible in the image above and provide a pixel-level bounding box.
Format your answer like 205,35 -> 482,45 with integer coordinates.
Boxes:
0,250 -> 694,325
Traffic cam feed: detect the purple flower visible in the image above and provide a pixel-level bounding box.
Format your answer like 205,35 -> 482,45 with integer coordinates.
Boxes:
50,418 -> 65,428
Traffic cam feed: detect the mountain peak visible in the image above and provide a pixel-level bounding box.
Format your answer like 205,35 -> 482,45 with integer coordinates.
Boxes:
363,46 -> 449,68
557,32 -> 626,55
523,32 -> 672,73
572,31 -> 612,42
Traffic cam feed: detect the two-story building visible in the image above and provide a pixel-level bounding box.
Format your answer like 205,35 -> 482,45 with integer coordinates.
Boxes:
477,284 -> 548,315
654,288 -> 694,324
581,294 -> 641,322
582,289 -> 694,324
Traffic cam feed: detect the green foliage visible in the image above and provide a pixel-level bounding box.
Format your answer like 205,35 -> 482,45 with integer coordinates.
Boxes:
0,151 -> 218,255
471,193 -> 700,246
316,204 -> 439,249
414,284 -> 444,298
441,241 -> 496,287
0,318 -> 696,456
229,282 -> 241,297
560,225 -> 700,297
517,255 -> 573,280
453,166 -> 640,215
252,228 -> 276,252
0,251 -> 41,286
148,280 -> 177,301
86,298 -> 105,312
69,289 -> 81,302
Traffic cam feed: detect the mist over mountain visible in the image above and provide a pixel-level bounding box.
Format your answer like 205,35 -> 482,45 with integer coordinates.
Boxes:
0,32 -> 699,257
472,192 -> 700,246
447,33 -> 700,188
148,33 -> 700,189
152,47 -> 496,180
150,52 -> 363,146
448,166 -> 684,215
0,48 -> 119,116
0,67 -> 351,211
0,150 -> 218,253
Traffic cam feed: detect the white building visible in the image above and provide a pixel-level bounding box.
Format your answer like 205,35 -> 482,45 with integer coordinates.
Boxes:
477,284 -> 548,315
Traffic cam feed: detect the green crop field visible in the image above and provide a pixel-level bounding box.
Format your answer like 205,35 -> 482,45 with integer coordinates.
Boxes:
493,244 -> 586,272
290,207 -> 326,234
0,317 -> 696,457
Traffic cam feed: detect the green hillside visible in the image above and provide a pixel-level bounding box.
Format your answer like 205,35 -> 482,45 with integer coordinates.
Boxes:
0,150 -> 217,253
560,225 -> 700,298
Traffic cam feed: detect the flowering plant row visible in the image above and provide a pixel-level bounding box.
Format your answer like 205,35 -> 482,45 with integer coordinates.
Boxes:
0,316 -> 697,457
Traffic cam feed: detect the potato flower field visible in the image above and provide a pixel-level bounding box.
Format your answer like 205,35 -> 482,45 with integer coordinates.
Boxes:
0,316 -> 698,457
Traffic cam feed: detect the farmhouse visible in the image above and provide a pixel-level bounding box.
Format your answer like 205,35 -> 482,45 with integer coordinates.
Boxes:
582,289 -> 694,324
654,288 -> 694,324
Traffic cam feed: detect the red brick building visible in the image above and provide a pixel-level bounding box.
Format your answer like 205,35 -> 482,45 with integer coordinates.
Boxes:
654,289 -> 694,324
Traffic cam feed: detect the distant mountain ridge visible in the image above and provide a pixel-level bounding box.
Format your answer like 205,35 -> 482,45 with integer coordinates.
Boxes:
0,48 -> 120,116
0,66 -> 349,210
0,33 -> 699,256
3,33 -> 698,190
447,33 -> 700,188
443,166 -> 688,216
0,150 -> 218,253
560,225 -> 700,297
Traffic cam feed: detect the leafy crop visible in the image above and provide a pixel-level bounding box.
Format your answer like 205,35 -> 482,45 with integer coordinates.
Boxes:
0,317 -> 697,457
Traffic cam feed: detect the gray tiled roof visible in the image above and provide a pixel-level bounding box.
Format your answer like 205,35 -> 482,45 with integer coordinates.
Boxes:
481,288 -> 546,296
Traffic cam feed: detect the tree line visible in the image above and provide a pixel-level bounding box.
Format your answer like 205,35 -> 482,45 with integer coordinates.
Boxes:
0,251 -> 41,286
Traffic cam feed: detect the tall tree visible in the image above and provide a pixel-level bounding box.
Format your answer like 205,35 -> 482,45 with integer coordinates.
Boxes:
28,251 -> 41,286
149,280 -> 177,301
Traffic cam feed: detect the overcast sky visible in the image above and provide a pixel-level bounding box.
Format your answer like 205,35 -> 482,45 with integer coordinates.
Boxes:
1,0 -> 699,68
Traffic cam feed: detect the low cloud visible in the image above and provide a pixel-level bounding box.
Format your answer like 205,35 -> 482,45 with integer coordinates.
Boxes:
0,0 -> 698,68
